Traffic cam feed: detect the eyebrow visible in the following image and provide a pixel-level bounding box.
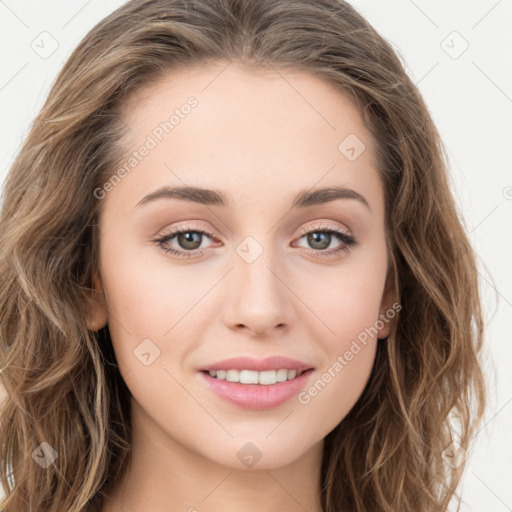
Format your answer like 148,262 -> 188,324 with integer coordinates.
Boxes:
135,185 -> 371,211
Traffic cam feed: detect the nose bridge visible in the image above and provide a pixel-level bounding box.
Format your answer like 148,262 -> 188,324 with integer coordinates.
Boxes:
223,232 -> 292,334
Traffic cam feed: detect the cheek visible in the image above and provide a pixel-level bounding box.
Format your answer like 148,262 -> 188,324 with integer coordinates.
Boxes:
99,240 -> 218,379
291,253 -> 385,421
296,253 -> 387,346
293,263 -> 384,422
101,236 -> 204,332
297,338 -> 377,435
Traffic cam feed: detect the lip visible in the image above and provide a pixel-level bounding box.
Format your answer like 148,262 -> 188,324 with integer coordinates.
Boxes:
199,356 -> 313,373
198,356 -> 315,410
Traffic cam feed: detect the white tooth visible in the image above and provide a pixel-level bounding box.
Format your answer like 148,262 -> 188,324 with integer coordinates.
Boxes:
239,370 -> 259,384
226,369 -> 240,382
215,368 -> 301,383
276,369 -> 288,382
258,370 -> 277,385
287,369 -> 297,380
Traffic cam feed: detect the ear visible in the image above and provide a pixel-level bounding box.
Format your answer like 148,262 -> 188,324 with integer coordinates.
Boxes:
377,264 -> 398,339
86,271 -> 108,332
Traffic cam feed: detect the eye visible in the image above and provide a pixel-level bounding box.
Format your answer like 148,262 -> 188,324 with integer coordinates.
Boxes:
152,223 -> 217,259
294,223 -> 357,259
152,222 -> 357,259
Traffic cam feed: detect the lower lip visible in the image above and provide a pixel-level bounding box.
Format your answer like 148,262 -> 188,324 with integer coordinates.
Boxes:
198,369 -> 314,410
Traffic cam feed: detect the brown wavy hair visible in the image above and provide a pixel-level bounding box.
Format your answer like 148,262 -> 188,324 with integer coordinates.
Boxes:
0,0 -> 486,510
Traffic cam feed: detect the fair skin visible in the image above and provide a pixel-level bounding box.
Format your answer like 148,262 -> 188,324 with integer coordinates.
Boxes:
88,61 -> 395,512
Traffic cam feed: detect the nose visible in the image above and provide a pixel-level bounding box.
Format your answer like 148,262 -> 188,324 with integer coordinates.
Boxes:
221,239 -> 294,338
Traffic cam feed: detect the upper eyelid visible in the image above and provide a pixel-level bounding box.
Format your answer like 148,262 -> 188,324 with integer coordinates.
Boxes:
159,219 -> 351,237
297,221 -> 352,236
156,222 -> 353,246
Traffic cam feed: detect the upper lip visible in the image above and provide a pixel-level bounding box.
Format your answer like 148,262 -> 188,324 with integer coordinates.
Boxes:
199,356 -> 314,373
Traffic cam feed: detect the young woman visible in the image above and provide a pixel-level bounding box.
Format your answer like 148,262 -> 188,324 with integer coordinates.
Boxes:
0,0 -> 486,511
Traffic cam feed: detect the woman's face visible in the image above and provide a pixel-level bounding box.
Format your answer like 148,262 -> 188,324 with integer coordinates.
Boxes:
89,62 -> 395,471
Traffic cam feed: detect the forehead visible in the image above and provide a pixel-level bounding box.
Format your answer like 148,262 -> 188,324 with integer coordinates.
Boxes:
107,62 -> 383,215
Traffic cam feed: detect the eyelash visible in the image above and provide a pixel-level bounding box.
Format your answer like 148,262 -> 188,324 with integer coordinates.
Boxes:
152,223 -> 357,260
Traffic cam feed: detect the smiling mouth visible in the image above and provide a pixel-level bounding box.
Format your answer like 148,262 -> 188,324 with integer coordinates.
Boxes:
201,368 -> 312,385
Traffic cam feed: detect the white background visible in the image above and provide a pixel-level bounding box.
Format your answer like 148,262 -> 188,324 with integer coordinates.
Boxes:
0,1 -> 511,510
